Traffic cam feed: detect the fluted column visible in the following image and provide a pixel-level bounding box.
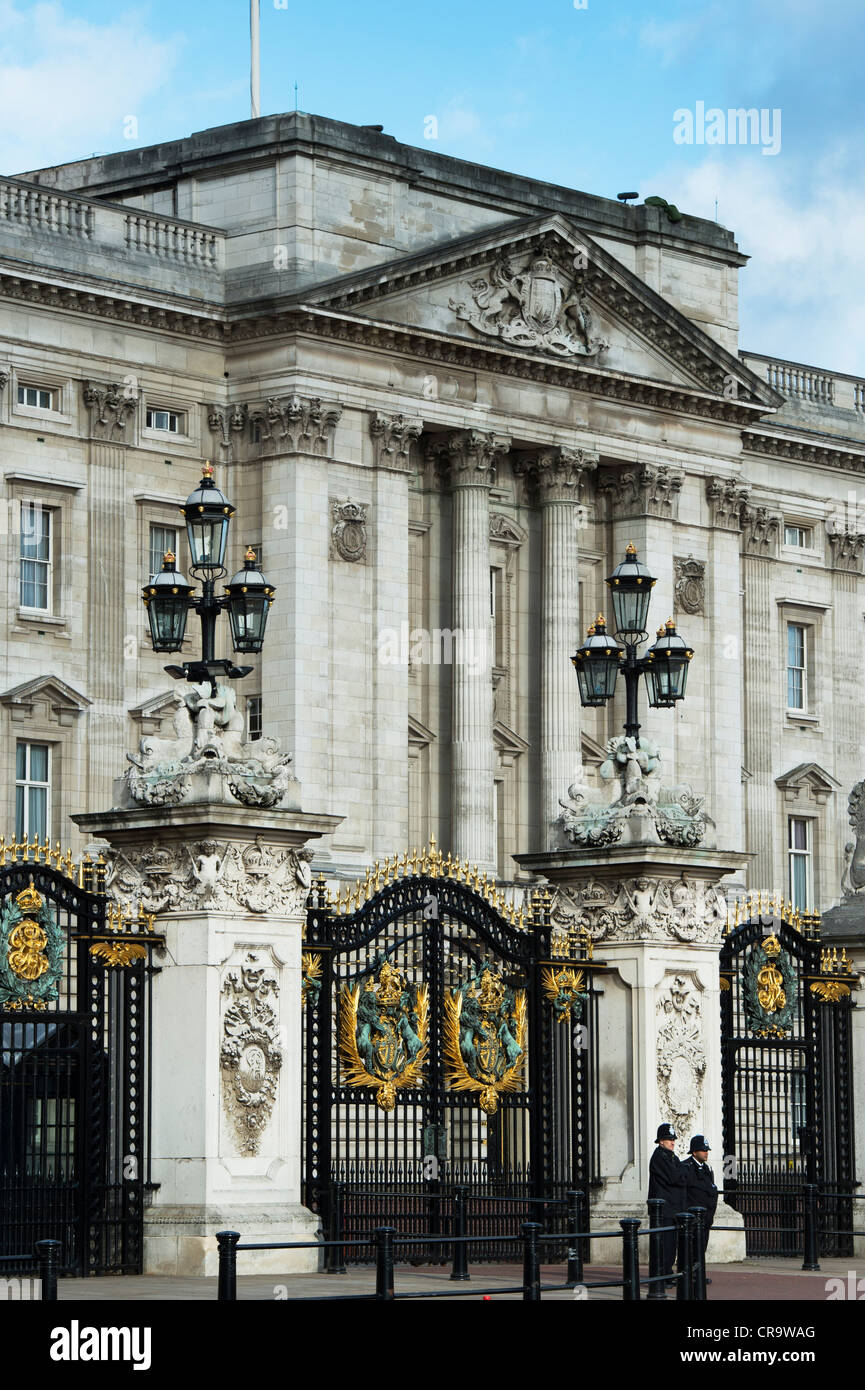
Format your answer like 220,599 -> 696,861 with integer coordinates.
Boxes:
518,447 -> 597,846
448,430 -> 510,870
741,505 -> 782,889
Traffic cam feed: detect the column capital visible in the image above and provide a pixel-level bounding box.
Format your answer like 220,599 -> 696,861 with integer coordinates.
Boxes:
369,411 -> 423,471
439,428 -> 511,488
741,504 -> 781,557
827,526 -> 865,574
0,365 -> 9,394
514,445 -> 598,503
82,379 -> 138,442
598,463 -> 683,520
705,475 -> 751,531
249,393 -> 343,458
208,402 -> 249,454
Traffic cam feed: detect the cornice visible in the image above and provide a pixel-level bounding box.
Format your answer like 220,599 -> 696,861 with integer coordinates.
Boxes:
742,428 -> 865,475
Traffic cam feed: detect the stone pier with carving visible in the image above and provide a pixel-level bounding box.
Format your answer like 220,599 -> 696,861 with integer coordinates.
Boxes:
74,684 -> 341,1275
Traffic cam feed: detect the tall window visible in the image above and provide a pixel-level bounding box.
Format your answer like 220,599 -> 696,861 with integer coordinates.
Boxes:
247,696 -> 262,742
788,817 -> 812,910
20,503 -> 51,611
149,523 -> 178,578
786,623 -> 807,709
16,742 -> 50,842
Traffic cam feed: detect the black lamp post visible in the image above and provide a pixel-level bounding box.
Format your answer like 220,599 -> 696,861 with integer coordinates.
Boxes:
571,543 -> 693,739
141,461 -> 275,694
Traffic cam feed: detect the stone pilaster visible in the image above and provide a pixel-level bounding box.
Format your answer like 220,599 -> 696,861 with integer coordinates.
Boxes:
517,446 -> 598,847
369,411 -> 423,471
82,381 -> 138,818
828,529 -> 865,859
741,504 -> 782,890
447,429 -> 511,870
704,477 -> 750,853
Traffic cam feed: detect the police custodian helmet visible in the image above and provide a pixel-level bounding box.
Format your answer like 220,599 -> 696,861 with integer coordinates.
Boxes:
655,1123 -> 677,1142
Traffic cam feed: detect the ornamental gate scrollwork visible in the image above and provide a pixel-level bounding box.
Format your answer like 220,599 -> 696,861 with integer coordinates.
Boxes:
301,840 -> 605,1264
720,900 -> 856,1259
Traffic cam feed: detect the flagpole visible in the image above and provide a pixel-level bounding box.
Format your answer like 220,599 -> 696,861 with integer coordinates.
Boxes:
250,0 -> 261,119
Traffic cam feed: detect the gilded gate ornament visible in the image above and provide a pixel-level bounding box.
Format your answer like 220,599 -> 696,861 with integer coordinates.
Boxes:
301,952 -> 323,1008
0,882 -> 64,1011
742,933 -> 798,1037
541,965 -> 587,1023
339,961 -> 429,1111
443,962 -> 527,1115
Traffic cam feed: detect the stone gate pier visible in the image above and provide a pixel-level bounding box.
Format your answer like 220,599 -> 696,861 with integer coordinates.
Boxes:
74,683 -> 341,1276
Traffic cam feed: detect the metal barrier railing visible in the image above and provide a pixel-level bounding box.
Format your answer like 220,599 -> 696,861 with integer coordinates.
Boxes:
0,1240 -> 60,1299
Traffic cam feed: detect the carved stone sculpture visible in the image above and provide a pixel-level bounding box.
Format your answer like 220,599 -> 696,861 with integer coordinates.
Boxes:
83,380 -> 138,440
556,736 -> 710,849
844,781 -> 865,894
220,950 -> 282,1154
674,556 -> 705,615
550,874 -> 726,946
330,499 -> 368,563
104,837 -> 314,917
449,243 -> 607,358
656,974 -> 706,1134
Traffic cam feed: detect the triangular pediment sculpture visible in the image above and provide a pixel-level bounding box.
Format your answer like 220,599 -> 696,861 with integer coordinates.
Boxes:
299,213 -> 779,407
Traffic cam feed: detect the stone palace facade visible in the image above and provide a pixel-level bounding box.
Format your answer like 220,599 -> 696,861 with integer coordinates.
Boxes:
2,111 -> 864,906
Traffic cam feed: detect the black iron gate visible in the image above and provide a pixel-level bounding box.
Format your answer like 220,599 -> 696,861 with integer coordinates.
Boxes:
0,843 -> 162,1276
720,901 -> 856,1257
302,844 -> 602,1262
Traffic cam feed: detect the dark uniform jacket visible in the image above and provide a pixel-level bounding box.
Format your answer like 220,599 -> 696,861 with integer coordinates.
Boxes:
682,1156 -> 718,1223
648,1145 -> 689,1217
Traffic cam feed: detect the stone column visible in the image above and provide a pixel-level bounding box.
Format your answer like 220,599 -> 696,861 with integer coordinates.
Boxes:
741,505 -> 782,891
82,382 -> 137,816
517,446 -> 598,848
515,842 -> 748,1263
447,430 -> 511,871
705,478 -> 751,854
74,800 -> 342,1277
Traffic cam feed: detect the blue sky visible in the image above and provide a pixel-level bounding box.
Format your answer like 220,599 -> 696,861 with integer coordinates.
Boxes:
2,0 -> 863,373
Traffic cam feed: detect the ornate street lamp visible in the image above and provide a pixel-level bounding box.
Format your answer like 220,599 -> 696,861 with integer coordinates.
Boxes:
571,543 -> 694,738
141,461 -> 275,693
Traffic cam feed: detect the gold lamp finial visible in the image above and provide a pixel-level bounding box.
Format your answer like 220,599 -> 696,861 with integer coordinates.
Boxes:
245,546 -> 257,562
625,541 -> 637,556
163,549 -> 176,566
202,460 -> 214,478
596,612 -> 606,626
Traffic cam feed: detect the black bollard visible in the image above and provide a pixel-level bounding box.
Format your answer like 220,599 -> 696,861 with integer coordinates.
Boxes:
326,1180 -> 347,1275
450,1185 -> 470,1281
689,1206 -> 707,1300
374,1226 -> 396,1301
35,1239 -> 61,1302
566,1189 -> 583,1287
675,1213 -> 694,1301
802,1183 -> 820,1272
216,1230 -> 240,1302
620,1218 -> 641,1301
646,1198 -> 666,1300
521,1221 -> 542,1301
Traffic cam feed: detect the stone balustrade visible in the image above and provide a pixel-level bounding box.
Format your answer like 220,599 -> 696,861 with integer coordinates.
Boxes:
0,180 -> 95,238
124,213 -> 219,269
742,350 -> 865,413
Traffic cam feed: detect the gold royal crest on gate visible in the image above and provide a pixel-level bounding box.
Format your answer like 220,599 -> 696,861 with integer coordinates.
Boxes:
339,961 -> 429,1111
444,962 -> 527,1115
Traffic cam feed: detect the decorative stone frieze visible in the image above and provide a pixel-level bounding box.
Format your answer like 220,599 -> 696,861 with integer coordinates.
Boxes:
330,499 -> 368,563
449,242 -> 608,358
369,412 -> 423,471
656,973 -> 706,1136
82,379 -> 138,440
741,504 -> 781,556
674,555 -> 706,615
220,948 -> 282,1155
105,835 -> 313,916
208,402 -> 248,448
248,394 -> 342,457
705,475 -> 750,530
514,445 -> 598,503
598,463 -> 683,520
827,527 -> 865,574
549,873 -> 727,945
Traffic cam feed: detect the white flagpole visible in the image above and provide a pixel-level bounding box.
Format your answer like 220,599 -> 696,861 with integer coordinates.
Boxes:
250,0 -> 261,119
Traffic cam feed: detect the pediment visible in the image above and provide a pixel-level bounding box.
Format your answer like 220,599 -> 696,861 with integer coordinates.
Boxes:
302,214 -> 778,407
775,763 -> 840,805
494,720 -> 530,763
0,675 -> 90,726
408,714 -> 436,748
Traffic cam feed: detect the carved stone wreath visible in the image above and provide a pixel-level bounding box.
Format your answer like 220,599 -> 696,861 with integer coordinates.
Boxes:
220,951 -> 282,1155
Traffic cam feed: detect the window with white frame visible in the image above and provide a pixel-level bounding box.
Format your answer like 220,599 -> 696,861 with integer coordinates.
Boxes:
19,502 -> 52,611
146,407 -> 183,434
786,622 -> 807,710
149,523 -> 178,578
16,742 -> 50,842
17,384 -> 55,410
788,817 -> 812,910
784,524 -> 814,549
247,696 -> 262,742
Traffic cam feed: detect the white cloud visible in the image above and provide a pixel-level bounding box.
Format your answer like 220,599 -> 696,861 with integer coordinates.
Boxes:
0,2 -> 180,174
642,153 -> 865,375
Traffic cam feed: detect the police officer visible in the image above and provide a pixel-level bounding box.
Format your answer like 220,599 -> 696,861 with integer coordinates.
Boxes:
683,1134 -> 718,1282
648,1122 -> 689,1290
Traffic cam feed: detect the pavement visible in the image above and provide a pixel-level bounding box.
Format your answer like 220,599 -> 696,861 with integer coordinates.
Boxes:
46,1256 -> 860,1301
